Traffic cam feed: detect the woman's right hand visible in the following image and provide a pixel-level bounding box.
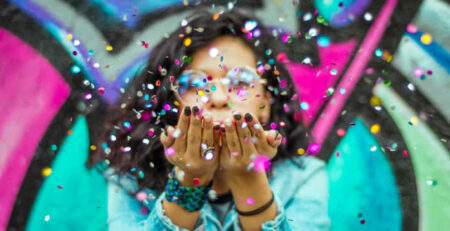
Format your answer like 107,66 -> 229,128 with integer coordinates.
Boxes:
160,106 -> 219,187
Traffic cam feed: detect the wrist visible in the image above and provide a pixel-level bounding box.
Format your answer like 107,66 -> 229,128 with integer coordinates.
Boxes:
226,170 -> 267,189
174,167 -> 214,187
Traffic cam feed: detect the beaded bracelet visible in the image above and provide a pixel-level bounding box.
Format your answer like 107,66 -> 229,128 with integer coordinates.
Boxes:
165,168 -> 213,212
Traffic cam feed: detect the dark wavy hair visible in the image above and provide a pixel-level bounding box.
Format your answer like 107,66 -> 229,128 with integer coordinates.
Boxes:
88,9 -> 312,193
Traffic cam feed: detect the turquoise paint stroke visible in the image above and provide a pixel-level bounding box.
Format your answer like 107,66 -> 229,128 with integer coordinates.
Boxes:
26,117 -> 107,231
373,83 -> 450,231
327,118 -> 402,231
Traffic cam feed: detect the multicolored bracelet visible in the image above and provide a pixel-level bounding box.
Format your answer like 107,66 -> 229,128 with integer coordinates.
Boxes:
165,168 -> 213,212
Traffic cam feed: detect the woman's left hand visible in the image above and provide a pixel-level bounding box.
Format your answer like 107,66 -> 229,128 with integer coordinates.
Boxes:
217,112 -> 282,176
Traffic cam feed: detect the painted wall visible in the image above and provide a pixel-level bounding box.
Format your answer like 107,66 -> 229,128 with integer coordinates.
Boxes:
0,0 -> 448,230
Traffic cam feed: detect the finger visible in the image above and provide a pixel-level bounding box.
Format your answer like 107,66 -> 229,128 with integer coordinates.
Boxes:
186,105 -> 203,158
233,112 -> 256,160
160,125 -> 175,147
224,117 -> 241,158
172,106 -> 191,154
201,112 -> 215,161
213,122 -> 221,148
219,125 -> 233,164
246,113 -> 273,153
265,130 -> 282,147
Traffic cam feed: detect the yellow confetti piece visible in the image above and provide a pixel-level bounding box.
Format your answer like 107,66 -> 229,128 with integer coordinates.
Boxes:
198,90 -> 204,96
370,124 -> 380,134
409,116 -> 419,125
297,148 -> 305,155
90,145 -> 97,151
183,37 -> 192,47
41,167 -> 52,178
420,33 -> 432,45
106,45 -> 113,51
273,70 -> 280,75
370,96 -> 382,107
67,34 -> 73,40
213,13 -> 220,20
174,101 -> 180,106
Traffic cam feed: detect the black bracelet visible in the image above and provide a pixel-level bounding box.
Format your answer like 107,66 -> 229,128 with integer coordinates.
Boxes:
236,191 -> 274,216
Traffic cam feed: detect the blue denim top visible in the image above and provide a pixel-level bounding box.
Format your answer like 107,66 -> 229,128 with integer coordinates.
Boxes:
105,155 -> 330,230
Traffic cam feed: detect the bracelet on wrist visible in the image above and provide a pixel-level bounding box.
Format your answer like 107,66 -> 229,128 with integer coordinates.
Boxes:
236,191 -> 274,216
165,168 -> 213,212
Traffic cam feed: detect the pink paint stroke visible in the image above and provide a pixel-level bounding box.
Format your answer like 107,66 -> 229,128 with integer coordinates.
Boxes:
311,0 -> 398,145
287,39 -> 357,126
0,28 -> 70,229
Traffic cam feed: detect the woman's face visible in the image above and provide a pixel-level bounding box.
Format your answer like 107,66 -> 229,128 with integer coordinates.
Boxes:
177,35 -> 271,124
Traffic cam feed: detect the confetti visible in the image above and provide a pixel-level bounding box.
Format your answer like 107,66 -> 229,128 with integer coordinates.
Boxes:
183,37 -> 192,47
413,67 -> 424,77
244,20 -> 258,31
406,24 -> 418,33
307,143 -> 320,154
300,102 -> 309,110
71,65 -> 81,74
209,47 -> 219,58
364,12 -> 373,21
84,93 -> 92,101
420,33 -> 432,45
136,192 -> 147,202
106,45 -> 113,51
336,128 -> 346,137
408,117 -> 419,125
297,148 -> 305,155
317,36 -> 330,47
252,155 -> 271,172
41,167 -> 52,177
246,198 -> 255,205
165,147 -> 175,156
370,124 -> 380,134
193,178 -> 200,185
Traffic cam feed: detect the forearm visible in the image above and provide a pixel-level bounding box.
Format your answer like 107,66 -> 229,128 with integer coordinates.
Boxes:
161,167 -> 213,230
228,171 -> 277,231
162,199 -> 200,230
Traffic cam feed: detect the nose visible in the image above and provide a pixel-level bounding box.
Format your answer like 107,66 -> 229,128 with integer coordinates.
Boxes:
207,83 -> 229,109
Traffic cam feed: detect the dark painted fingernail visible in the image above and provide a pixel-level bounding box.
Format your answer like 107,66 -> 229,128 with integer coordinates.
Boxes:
214,124 -> 220,130
275,130 -> 280,139
184,106 -> 191,116
221,127 -> 225,132
233,113 -> 241,121
192,106 -> 199,114
245,113 -> 253,122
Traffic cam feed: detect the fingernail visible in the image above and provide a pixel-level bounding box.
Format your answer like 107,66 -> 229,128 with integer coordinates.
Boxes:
184,106 -> 191,116
192,106 -> 199,114
214,124 -> 220,130
244,113 -> 253,122
203,112 -> 211,121
225,118 -> 232,126
221,126 -> 225,132
275,131 -> 280,140
253,124 -> 261,129
233,113 -> 241,121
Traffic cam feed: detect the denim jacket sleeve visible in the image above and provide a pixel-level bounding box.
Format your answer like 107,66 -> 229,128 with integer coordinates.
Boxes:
106,169 -> 218,231
228,157 -> 331,231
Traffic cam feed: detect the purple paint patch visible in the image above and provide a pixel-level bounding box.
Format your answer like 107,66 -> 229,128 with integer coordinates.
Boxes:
0,28 -> 70,229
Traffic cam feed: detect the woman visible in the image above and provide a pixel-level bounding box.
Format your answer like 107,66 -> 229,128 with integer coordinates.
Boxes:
90,9 -> 330,231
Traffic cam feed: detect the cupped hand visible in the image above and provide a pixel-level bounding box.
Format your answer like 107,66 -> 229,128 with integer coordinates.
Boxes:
217,112 -> 282,176
160,106 -> 220,186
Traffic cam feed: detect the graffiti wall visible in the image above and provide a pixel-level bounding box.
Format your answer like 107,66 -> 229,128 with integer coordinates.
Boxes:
0,0 -> 448,230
